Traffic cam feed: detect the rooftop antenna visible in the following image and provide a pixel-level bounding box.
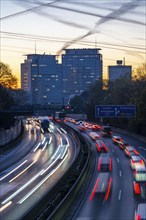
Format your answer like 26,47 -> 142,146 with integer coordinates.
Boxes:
35,42 -> 36,54
123,57 -> 125,65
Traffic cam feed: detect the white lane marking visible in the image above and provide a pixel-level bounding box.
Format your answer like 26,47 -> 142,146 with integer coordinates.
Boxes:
117,158 -> 120,163
112,149 -> 115,153
119,170 -> 122,177
118,190 -> 122,200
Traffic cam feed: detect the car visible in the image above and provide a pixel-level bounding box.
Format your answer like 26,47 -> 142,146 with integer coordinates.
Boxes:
101,126 -> 112,137
75,120 -> 83,125
133,169 -> 146,198
95,140 -> 108,153
124,146 -> 139,158
130,155 -> 145,170
98,153 -> 112,172
77,125 -> 87,132
134,203 -> 146,220
90,172 -> 112,201
112,135 -> 123,144
118,141 -> 130,150
92,124 -> 101,131
89,132 -> 100,140
26,118 -> 32,124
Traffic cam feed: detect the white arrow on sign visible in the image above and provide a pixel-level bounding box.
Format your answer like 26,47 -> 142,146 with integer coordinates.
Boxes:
115,107 -> 120,116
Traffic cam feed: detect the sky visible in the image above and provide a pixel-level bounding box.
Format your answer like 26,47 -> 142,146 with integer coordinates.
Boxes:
0,0 -> 146,87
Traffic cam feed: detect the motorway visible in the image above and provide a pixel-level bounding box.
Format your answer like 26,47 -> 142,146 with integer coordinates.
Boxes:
0,119 -> 146,220
0,119 -> 78,220
66,121 -> 146,220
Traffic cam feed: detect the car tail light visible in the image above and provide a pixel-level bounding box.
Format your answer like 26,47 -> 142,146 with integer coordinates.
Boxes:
102,142 -> 108,152
109,158 -> 112,171
135,214 -> 141,220
134,182 -> 141,194
125,150 -> 130,155
89,178 -> 99,201
140,159 -> 144,165
96,143 -> 101,152
105,178 -> 112,201
133,150 -> 139,155
98,158 -> 101,171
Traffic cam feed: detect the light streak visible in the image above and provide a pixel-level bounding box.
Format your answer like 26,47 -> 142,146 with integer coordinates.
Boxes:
40,154 -> 60,175
9,160 -> 36,183
33,142 -> 41,152
2,171 -> 42,205
17,154 -> 68,204
41,142 -> 48,151
57,128 -> 62,134
42,137 -> 46,145
0,160 -> 27,181
49,136 -> 52,144
0,201 -> 12,212
60,128 -> 67,134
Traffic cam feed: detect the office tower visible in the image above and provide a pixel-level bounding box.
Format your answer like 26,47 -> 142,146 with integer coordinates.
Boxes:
62,48 -> 103,104
108,60 -> 132,81
21,54 -> 62,105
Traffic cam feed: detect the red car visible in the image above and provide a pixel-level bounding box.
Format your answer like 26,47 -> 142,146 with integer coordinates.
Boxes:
98,153 -> 112,172
112,135 -> 123,144
90,172 -> 112,201
124,146 -> 139,158
95,140 -> 108,153
92,124 -> 101,131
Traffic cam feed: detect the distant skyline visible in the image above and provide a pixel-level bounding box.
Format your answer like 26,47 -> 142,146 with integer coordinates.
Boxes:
1,0 -> 145,87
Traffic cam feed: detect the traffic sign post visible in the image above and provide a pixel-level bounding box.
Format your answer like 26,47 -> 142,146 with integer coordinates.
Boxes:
95,105 -> 136,118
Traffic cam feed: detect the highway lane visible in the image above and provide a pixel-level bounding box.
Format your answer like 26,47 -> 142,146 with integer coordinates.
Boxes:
66,121 -> 146,220
0,121 -> 78,220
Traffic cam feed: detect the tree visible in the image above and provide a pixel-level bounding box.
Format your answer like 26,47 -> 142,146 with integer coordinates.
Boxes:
0,62 -> 18,89
133,63 -> 146,80
0,85 -> 14,109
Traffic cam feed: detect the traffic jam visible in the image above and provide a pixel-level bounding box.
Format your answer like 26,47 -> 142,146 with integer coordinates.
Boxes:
65,117 -> 146,219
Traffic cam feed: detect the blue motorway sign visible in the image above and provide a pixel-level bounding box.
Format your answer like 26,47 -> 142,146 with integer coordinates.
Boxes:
95,105 -> 136,118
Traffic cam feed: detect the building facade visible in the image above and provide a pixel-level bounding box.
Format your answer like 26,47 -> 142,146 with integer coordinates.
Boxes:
62,48 -> 103,104
21,54 -> 62,105
108,60 -> 132,81
21,49 -> 103,106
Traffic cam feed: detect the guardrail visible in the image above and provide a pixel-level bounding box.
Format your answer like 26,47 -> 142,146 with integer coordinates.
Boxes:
113,126 -> 146,144
0,119 -> 22,147
22,123 -> 93,220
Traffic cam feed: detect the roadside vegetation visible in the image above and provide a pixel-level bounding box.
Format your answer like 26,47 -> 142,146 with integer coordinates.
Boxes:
70,63 -> 146,136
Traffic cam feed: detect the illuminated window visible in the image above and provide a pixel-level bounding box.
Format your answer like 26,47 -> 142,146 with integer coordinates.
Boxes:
39,64 -> 46,67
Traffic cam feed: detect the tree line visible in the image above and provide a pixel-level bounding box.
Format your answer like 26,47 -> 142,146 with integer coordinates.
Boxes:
70,64 -> 146,136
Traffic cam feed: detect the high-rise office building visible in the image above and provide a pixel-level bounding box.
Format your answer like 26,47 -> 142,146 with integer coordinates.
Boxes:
108,60 -> 132,81
62,48 -> 103,104
21,54 -> 62,105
